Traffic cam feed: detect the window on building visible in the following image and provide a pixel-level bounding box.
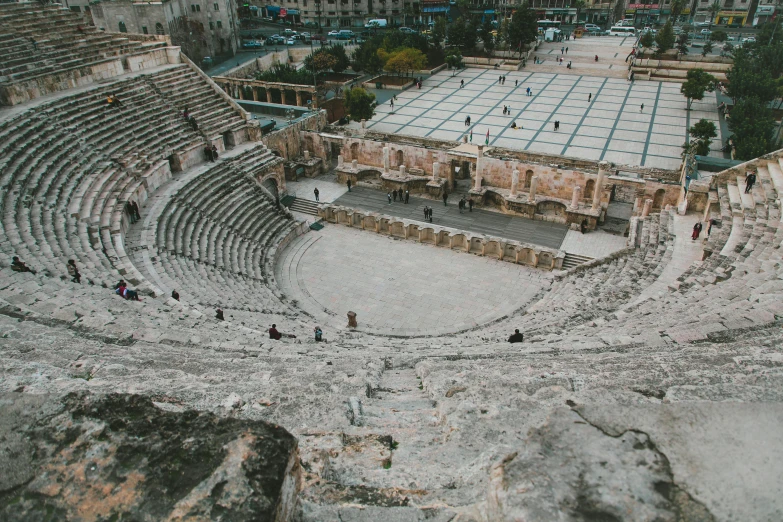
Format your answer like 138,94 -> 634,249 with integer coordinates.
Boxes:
191,4 -> 200,11
142,25 -> 148,34
191,4 -> 196,11
118,21 -> 127,32
214,2 -> 219,10
216,20 -> 222,28
209,21 -> 214,29
156,22 -> 164,34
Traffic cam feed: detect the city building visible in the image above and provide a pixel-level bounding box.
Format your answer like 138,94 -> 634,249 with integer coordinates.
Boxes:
691,0 -> 750,25
86,0 -> 240,58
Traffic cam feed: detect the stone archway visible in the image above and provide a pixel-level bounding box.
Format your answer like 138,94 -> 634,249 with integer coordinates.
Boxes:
652,188 -> 666,209
524,169 -> 533,189
350,142 -> 360,161
396,149 -> 404,167
584,179 -> 595,201
262,177 -> 279,198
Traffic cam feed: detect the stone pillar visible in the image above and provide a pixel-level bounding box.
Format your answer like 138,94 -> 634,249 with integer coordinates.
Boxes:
399,165 -> 406,176
382,147 -> 390,173
266,89 -> 273,103
432,162 -> 440,180
361,119 -> 366,129
510,169 -> 519,197
304,150 -> 310,160
236,85 -> 244,100
570,186 -> 582,209
338,155 -> 344,167
528,175 -> 538,203
593,161 -> 609,211
280,89 -> 286,105
633,196 -> 642,215
474,145 -> 484,191
641,198 -> 653,217
352,159 -> 358,171
252,87 -> 259,101
296,90 -> 303,106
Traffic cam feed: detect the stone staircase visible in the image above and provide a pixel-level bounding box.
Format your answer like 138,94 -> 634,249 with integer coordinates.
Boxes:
561,252 -> 593,270
288,197 -> 320,216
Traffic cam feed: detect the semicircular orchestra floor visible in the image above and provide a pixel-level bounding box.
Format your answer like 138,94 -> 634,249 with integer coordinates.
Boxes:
275,225 -> 549,337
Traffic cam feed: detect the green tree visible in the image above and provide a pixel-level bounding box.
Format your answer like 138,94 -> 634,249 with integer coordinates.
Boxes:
480,19 -> 495,56
689,119 -> 717,155
670,0 -> 684,22
384,47 -> 427,76
448,17 -> 476,52
344,87 -> 376,121
507,3 -> 537,55
702,39 -> 713,56
728,97 -> 775,160
676,33 -> 689,56
680,68 -> 716,110
304,50 -> 338,80
573,0 -> 586,24
326,44 -> 350,73
726,48 -> 779,103
655,21 -> 675,55
445,50 -> 463,75
640,31 -> 655,49
432,17 -> 447,47
710,29 -> 728,42
708,1 -> 721,29
256,63 -> 315,85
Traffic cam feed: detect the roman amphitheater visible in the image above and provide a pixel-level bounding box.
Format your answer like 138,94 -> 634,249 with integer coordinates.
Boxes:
1,3 -> 782,521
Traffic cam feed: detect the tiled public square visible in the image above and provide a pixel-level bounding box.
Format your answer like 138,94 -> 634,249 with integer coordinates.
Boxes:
367,69 -> 721,170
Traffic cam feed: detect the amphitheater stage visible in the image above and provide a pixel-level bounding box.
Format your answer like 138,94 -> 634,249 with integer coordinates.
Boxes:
332,186 -> 569,250
275,225 -> 549,336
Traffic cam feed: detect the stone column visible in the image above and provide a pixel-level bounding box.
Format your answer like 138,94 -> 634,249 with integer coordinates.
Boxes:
510,169 -> 519,197
252,87 -> 259,101
382,147 -> 390,173
236,85 -> 244,100
304,150 -> 310,160
280,89 -> 287,105
266,89 -> 273,103
352,159 -> 358,171
361,119 -> 366,129
399,165 -> 406,176
338,155 -> 344,167
593,160 -> 609,211
432,162 -> 440,180
474,145 -> 484,191
633,196 -> 642,215
570,186 -> 582,209
528,175 -> 539,203
641,198 -> 653,217
296,90 -> 303,106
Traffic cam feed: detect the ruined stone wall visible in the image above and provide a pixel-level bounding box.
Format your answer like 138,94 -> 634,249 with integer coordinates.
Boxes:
263,111 -> 328,159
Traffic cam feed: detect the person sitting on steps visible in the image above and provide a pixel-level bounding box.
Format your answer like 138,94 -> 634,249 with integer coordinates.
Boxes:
11,256 -> 36,274
508,329 -> 524,343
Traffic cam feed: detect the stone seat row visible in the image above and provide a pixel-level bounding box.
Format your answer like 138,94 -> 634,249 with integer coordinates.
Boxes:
145,66 -> 248,141
516,211 -> 673,337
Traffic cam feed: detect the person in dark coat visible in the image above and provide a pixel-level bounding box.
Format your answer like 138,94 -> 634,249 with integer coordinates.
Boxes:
692,221 -> 703,240
211,145 -> 218,161
404,190 -> 410,204
67,259 -> 81,283
508,329 -> 524,343
468,197 -> 474,212
745,172 -> 756,193
392,189 -> 397,202
269,324 -> 282,340
443,192 -> 448,206
216,308 -> 224,321
131,201 -> 140,222
11,256 -> 36,274
347,179 -> 352,192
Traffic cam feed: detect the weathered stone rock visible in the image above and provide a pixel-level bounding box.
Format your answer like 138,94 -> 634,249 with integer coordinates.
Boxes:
0,392 -> 301,521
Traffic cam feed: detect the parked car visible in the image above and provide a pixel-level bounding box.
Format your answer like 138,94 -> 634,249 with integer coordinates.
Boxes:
741,36 -> 756,43
399,26 -> 416,34
584,23 -> 600,31
328,30 -> 340,36
311,34 -> 327,42
696,21 -> 711,27
365,19 -> 388,28
262,16 -> 273,22
201,56 -> 213,67
304,21 -> 320,28
286,38 -> 296,45
283,28 -> 297,35
700,29 -> 712,36
242,40 -> 263,49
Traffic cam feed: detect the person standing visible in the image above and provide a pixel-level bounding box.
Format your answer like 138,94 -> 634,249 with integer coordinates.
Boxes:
66,259 -> 81,284
460,79 -> 464,88
347,179 -> 352,192
692,221 -> 703,240
313,187 -> 320,202
745,172 -> 756,193
468,197 -> 474,212
443,192 -> 448,206
392,189 -> 397,202
566,46 -> 569,54
404,190 -> 410,204
499,75 -> 502,84
387,192 -> 392,204
458,197 -> 465,214
211,145 -> 218,161
423,206 -> 429,221
515,79 -> 518,87
131,201 -> 140,222
390,98 -> 394,111
640,103 -> 645,113
588,93 -> 592,102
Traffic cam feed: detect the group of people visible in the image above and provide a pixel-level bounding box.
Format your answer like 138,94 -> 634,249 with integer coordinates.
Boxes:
422,205 -> 434,222
387,188 -> 410,204
12,256 -> 83,284
105,93 -> 124,109
498,75 -> 508,85
458,196 -> 474,213
183,108 -> 198,131
115,280 -> 141,301
125,200 -> 141,224
204,144 -> 219,162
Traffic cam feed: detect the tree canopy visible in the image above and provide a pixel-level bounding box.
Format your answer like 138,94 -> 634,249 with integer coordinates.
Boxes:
655,21 -> 675,55
383,48 -> 427,77
728,97 -> 775,160
680,68 -> 716,110
507,3 -> 538,54
344,87 -> 375,121
255,63 -> 314,85
689,119 -> 717,156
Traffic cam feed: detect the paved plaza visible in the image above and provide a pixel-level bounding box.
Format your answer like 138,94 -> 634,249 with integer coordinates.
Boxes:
367,68 -> 721,170
285,225 -> 549,335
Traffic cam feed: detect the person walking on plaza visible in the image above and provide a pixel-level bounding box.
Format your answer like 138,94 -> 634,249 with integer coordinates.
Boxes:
460,79 -> 464,88
171,290 -> 180,301
640,103 -> 645,113
347,179 -> 352,192
423,206 -> 429,221
554,121 -> 560,131
404,190 -> 410,204
392,189 -> 397,202
561,46 -> 564,54
692,221 -> 703,240
468,197 -> 474,212
458,197 -> 465,214
588,93 -> 592,102
499,75 -> 502,84
515,79 -> 518,87
428,207 -> 433,222
566,46 -> 568,54
388,192 -> 392,204
390,98 -> 394,111
313,187 -> 320,202
443,192 -> 448,206
508,329 -> 524,343
67,259 -> 81,284
745,172 -> 756,193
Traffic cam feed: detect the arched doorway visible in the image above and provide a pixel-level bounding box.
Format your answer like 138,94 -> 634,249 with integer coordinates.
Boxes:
652,189 -> 665,209
118,21 -> 127,33
524,169 -> 533,189
155,22 -> 164,35
395,149 -> 403,167
350,142 -> 359,161
584,179 -> 595,201
262,177 -> 279,198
